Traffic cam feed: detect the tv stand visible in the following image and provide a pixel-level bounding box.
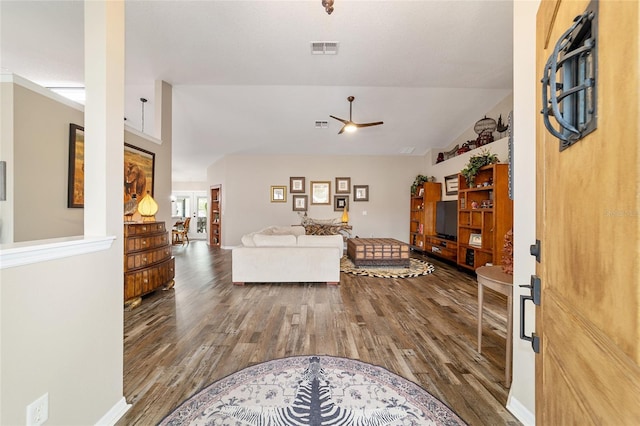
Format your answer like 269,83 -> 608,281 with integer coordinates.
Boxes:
424,235 -> 458,263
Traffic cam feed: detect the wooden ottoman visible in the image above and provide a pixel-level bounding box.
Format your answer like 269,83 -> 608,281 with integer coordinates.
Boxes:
347,238 -> 410,267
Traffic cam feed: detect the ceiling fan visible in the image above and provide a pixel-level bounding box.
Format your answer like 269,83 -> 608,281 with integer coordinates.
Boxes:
330,96 -> 384,135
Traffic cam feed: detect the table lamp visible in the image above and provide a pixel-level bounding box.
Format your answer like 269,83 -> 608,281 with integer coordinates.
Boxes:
137,192 -> 158,222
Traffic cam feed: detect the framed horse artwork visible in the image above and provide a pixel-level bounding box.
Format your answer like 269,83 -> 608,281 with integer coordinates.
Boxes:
124,143 -> 155,214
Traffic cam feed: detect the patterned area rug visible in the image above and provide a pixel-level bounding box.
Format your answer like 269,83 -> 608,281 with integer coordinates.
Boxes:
159,355 -> 466,425
340,256 -> 435,278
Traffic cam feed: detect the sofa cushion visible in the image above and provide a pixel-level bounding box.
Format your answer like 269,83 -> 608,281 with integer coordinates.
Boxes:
297,235 -> 344,257
297,234 -> 342,247
261,226 -> 306,236
253,234 -> 297,247
241,226 -> 305,246
241,233 -> 257,247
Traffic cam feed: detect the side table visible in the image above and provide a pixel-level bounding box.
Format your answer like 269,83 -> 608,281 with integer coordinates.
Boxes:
476,265 -> 513,388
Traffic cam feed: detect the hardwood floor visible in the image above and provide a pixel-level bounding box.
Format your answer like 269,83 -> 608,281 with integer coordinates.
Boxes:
118,241 -> 521,425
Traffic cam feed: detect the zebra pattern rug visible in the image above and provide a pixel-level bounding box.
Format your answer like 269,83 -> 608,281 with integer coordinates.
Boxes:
159,355 -> 466,425
340,256 -> 435,278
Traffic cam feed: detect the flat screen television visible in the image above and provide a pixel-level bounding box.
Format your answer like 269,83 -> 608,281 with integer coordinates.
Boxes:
435,200 -> 458,241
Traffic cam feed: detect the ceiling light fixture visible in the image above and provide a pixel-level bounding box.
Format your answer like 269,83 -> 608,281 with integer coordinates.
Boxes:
321,0 -> 334,15
344,123 -> 357,133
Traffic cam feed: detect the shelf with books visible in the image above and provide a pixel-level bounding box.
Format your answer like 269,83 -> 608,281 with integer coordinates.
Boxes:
409,182 -> 441,251
210,185 -> 221,247
456,164 -> 512,270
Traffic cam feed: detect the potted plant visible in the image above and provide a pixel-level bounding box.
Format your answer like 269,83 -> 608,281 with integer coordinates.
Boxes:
411,175 -> 435,195
460,149 -> 499,187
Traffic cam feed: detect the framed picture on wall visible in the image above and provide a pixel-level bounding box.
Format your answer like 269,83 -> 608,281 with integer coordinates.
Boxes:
353,185 -> 369,201
445,174 -> 459,196
311,181 -> 331,204
124,143 -> 155,220
334,195 -> 349,211
124,143 -> 155,200
290,177 -> 305,193
270,185 -> 287,202
67,123 -> 85,208
293,195 -> 308,211
335,177 -> 351,194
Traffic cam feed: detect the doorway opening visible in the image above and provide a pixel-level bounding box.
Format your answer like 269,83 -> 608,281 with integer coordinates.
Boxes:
171,191 -> 207,240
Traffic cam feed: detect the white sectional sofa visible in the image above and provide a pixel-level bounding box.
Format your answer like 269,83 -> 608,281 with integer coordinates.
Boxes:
232,226 -> 344,285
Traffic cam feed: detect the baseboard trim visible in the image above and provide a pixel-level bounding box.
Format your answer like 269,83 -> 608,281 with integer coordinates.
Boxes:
95,396 -> 131,426
507,394 -> 535,426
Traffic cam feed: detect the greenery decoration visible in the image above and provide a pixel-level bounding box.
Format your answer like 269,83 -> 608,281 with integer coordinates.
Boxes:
460,149 -> 499,187
411,175 -> 435,195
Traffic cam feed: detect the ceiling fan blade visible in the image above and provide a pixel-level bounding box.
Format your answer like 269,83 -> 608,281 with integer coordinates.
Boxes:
329,115 -> 348,124
354,121 -> 384,128
337,125 -> 347,135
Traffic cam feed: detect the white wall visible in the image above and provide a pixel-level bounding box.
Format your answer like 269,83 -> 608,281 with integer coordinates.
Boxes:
208,154 -> 425,247
0,77 -> 16,243
173,181 -> 208,192
1,246 -> 124,424
506,1 -> 539,425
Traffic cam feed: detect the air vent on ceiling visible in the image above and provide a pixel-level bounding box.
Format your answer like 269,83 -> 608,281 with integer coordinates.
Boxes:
311,42 -> 339,55
399,147 -> 415,154
315,120 -> 329,129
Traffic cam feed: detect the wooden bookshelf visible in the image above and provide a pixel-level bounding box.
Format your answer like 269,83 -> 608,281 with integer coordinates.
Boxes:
409,182 -> 441,250
210,185 -> 221,247
456,164 -> 513,270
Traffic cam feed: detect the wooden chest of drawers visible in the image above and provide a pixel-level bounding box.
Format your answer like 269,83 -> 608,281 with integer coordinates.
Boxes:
124,222 -> 175,308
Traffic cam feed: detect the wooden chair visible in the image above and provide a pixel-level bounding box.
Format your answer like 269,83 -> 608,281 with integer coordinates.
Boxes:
172,217 -> 191,245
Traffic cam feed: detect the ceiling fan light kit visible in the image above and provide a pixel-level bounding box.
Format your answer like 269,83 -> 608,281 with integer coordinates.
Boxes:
329,96 -> 384,135
344,124 -> 357,133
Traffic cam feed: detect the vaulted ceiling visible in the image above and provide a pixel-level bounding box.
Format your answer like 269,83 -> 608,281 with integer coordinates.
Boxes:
1,0 -> 513,182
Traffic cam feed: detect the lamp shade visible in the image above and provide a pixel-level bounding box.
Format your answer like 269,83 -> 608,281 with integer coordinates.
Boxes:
138,192 -> 158,221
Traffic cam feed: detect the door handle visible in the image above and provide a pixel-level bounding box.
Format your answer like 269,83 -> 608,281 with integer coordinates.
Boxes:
519,275 -> 541,354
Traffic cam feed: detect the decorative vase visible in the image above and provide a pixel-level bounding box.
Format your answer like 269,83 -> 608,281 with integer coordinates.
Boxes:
341,207 -> 349,223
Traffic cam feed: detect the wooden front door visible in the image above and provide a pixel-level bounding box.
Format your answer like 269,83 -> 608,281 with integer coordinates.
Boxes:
535,0 -> 640,423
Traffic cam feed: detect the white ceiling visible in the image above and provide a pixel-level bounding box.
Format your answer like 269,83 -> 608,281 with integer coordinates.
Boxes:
1,0 -> 513,182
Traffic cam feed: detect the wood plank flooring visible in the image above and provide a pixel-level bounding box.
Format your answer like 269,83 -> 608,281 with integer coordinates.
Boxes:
118,241 -> 521,425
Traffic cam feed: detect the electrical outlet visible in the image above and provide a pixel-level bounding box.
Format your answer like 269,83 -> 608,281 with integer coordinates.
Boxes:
26,393 -> 49,426
362,210 -> 367,215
